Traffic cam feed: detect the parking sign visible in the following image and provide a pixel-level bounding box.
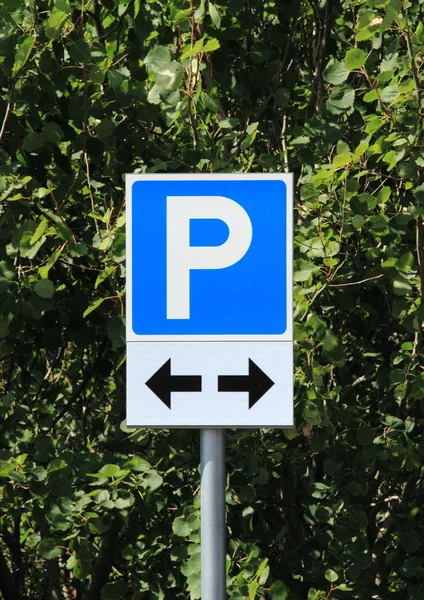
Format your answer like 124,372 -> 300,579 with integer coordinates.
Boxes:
126,174 -> 293,427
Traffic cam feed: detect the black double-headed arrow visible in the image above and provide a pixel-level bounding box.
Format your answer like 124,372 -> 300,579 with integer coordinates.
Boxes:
218,359 -> 274,409
145,359 -> 202,409
146,358 -> 274,410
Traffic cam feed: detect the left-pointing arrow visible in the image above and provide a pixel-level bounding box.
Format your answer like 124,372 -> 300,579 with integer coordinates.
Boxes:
145,359 -> 202,409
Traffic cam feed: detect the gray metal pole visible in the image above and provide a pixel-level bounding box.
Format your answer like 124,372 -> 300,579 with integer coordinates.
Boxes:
200,428 -> 226,600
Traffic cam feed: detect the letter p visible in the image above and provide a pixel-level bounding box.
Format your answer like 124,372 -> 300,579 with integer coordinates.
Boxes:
166,196 -> 253,319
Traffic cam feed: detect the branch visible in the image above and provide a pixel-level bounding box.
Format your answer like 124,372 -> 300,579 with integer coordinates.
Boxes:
187,0 -> 200,150
300,284 -> 328,321
0,546 -> 20,600
44,560 -> 64,600
401,7 -> 423,137
361,67 -> 408,141
201,67 -> 227,121
281,114 -> 289,173
232,11 -> 298,156
328,273 -> 384,287
401,7 -> 424,331
0,80 -> 16,143
195,21 -> 227,123
89,1 -> 132,43
92,0 -> 105,41
416,217 -> 424,296
82,64 -> 99,234
82,524 -> 120,600
50,341 -> 108,429
84,151 -> 98,230
0,524 -> 22,585
307,0 -> 332,117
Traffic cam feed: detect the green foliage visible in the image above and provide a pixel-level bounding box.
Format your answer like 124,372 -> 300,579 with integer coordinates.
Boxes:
1,0 -> 424,599
344,48 -> 367,70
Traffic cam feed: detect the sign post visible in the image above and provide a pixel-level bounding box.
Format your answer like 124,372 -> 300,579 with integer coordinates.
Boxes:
201,429 -> 226,600
126,174 -> 293,598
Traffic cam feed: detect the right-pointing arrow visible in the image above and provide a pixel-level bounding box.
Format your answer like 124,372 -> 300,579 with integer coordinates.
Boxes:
217,359 -> 275,408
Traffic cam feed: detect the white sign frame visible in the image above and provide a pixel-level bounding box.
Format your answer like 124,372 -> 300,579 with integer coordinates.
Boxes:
126,173 -> 293,343
126,173 -> 293,428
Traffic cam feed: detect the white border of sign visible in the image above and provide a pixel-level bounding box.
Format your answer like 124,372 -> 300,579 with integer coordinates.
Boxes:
126,173 -> 293,342
127,341 -> 293,428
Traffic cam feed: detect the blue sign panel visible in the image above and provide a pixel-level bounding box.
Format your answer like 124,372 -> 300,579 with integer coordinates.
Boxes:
131,179 -> 287,336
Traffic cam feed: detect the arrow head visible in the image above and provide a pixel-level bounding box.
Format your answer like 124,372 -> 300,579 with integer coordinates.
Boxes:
248,359 -> 274,409
145,358 -> 172,408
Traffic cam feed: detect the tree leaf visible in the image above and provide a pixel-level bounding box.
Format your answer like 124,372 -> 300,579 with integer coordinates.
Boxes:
38,246 -> 64,279
83,297 -> 106,318
400,530 -> 421,554
101,581 -> 128,600
144,45 -> 171,72
39,208 -> 73,242
352,214 -> 365,229
45,5 -> 71,40
344,48 -> 367,70
0,460 -> 12,477
42,122 -> 64,144
257,558 -> 270,584
173,516 -> 190,537
208,2 -> 221,28
67,40 -> 91,64
92,489 -> 110,504
363,89 -> 379,102
270,581 -> 288,600
180,38 -> 205,60
96,120 -> 115,139
356,426 -> 374,446
333,152 -> 353,167
378,186 -> 391,204
380,85 -> 400,102
325,569 -> 339,582
107,316 -> 125,350
99,464 -> 120,478
35,279 -> 54,298
323,331 -> 339,352
294,259 -> 320,281
203,38 -> 220,53
327,85 -> 355,109
155,62 -> 183,91
173,9 -> 192,25
95,265 -> 117,289
38,539 -> 62,559
23,132 -> 45,153
194,0 -> 206,21
323,60 -> 350,84
142,470 -> 163,491
13,35 -> 35,75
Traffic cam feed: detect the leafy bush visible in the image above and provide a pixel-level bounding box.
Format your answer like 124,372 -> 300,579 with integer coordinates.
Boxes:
1,0 -> 424,598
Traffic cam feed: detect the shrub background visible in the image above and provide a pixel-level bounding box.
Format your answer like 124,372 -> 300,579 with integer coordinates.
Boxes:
1,0 -> 424,598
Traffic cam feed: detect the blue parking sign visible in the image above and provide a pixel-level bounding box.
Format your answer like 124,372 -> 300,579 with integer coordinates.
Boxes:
127,174 -> 292,341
